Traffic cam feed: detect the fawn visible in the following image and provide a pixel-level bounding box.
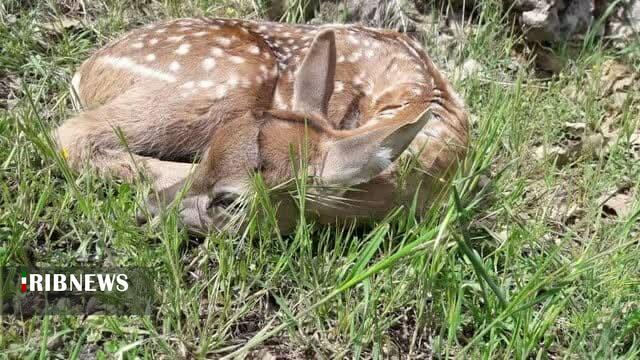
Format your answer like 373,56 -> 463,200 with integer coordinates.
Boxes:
55,18 -> 469,233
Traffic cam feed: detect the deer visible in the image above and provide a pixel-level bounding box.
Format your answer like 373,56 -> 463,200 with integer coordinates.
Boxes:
54,17 -> 469,233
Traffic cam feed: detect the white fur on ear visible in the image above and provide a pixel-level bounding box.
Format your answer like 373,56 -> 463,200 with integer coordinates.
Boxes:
373,147 -> 393,171
320,109 -> 433,186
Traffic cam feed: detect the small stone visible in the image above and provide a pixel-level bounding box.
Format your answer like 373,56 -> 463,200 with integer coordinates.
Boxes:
457,58 -> 483,81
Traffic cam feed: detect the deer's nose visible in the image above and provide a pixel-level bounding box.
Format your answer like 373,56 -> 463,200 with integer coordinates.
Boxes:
136,211 -> 148,225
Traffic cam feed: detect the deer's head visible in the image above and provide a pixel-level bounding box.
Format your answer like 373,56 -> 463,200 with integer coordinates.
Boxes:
146,29 -> 432,233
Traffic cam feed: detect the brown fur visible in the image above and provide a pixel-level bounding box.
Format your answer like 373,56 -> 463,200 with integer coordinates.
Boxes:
55,18 -> 469,232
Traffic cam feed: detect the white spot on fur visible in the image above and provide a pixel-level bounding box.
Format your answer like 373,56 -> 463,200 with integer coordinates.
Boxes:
198,58 -> 214,72
100,56 -> 176,82
149,38 -> 159,45
214,85 -> 227,99
169,61 -> 181,72
211,47 -> 224,57
227,75 -> 239,87
155,28 -> 167,33
198,80 -> 214,88
217,37 -> 232,47
182,81 -> 195,89
167,35 -> 185,42
192,31 -> 208,37
348,35 -> 359,45
230,56 -> 245,64
145,53 -> 156,62
175,43 -> 191,55
337,55 -> 345,63
348,52 -> 362,62
334,80 -> 344,93
131,42 -> 144,49
248,45 -> 260,55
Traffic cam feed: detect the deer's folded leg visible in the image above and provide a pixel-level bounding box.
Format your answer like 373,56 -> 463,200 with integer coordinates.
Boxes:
55,114 -> 195,191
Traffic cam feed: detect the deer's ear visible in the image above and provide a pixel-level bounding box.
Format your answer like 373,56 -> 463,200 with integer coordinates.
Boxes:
293,29 -> 336,117
319,109 -> 433,186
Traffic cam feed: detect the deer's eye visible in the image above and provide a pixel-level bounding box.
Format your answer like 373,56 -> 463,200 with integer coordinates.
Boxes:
377,104 -> 403,117
208,191 -> 238,209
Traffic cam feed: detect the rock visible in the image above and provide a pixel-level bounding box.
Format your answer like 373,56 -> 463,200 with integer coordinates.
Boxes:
599,186 -> 636,218
606,0 -> 640,48
512,0 -> 595,43
534,122 -> 607,166
458,58 -> 484,81
507,0 -> 639,45
601,59 -> 639,97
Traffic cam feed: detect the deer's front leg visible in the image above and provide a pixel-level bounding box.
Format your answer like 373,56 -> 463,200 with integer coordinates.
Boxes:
138,180 -> 221,235
137,111 -> 265,235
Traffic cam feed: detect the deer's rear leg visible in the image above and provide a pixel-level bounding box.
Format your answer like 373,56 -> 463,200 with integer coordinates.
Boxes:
54,109 -> 196,192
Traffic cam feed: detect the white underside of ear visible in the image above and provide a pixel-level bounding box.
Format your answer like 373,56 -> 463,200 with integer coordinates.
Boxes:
373,147 -> 393,172
319,109 -> 432,187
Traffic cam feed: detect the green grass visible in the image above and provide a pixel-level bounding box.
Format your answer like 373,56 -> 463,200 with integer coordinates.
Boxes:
1,0 -> 640,358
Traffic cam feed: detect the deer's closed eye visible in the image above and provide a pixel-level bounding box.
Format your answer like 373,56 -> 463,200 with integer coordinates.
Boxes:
377,104 -> 403,117
209,191 -> 238,209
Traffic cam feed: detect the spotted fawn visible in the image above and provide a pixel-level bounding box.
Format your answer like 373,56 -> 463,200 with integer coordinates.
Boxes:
55,18 -> 469,233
